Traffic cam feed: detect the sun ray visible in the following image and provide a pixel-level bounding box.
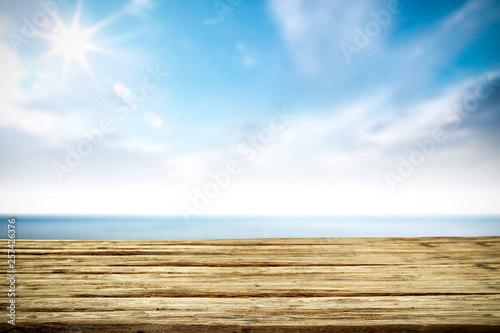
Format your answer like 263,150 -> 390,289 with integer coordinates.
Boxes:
84,11 -> 122,38
72,0 -> 83,32
38,0 -> 111,79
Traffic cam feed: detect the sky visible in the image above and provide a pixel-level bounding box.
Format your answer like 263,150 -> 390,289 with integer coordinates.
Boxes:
0,0 -> 499,217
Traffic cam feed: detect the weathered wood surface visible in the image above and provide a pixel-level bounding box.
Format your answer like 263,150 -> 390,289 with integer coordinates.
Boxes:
1,237 -> 500,332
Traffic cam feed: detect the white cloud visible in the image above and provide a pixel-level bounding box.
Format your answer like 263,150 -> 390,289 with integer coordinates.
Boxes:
206,187 -> 500,215
204,18 -> 222,26
2,71 -> 498,215
235,42 -> 258,68
268,0 -> 378,75
0,43 -> 24,111
228,72 -> 499,192
106,138 -> 167,154
164,146 -> 234,182
396,0 -> 497,74
125,0 -> 155,16
144,111 -> 165,128
268,0 -> 498,80
0,42 -> 87,146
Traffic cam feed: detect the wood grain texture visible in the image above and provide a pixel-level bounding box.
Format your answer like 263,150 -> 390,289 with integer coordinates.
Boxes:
1,237 -> 500,332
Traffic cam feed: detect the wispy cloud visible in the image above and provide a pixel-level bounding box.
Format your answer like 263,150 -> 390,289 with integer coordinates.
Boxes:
106,138 -> 167,154
125,0 -> 155,16
235,42 -> 258,68
268,0 -> 377,75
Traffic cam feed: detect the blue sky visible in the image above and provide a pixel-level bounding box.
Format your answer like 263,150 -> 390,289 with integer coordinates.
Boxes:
0,0 -> 499,215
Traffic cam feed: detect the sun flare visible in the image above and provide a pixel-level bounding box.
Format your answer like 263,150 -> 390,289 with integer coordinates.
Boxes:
52,25 -> 90,63
40,1 -> 109,77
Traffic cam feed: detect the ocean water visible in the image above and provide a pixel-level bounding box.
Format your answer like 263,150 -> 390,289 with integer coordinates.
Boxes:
1,215 -> 499,240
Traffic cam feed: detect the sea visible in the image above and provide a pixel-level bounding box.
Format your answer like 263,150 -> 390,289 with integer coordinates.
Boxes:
1,215 -> 499,240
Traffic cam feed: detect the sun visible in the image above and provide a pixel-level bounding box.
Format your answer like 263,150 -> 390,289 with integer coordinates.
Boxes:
52,24 -> 91,64
41,1 -> 109,77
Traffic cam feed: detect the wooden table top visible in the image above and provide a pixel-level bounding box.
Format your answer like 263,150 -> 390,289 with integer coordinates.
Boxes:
1,237 -> 500,332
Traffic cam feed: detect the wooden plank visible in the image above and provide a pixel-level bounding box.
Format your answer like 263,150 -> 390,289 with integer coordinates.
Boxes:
1,237 -> 500,332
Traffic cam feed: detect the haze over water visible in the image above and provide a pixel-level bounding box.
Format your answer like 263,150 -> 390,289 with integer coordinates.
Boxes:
1,216 -> 498,240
